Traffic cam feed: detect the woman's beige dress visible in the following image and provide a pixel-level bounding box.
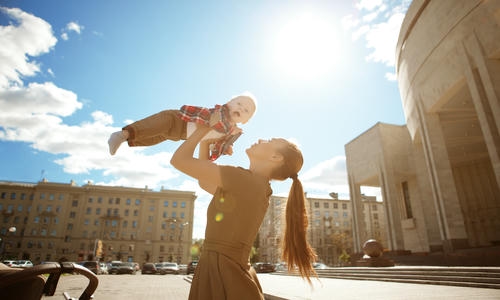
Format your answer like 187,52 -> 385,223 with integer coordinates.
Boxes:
189,166 -> 272,300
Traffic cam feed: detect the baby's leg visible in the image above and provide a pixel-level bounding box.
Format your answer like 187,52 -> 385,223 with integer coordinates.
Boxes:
108,130 -> 129,155
123,110 -> 187,146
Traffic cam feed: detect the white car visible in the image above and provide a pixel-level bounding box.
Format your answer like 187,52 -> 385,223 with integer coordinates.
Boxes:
17,260 -> 34,268
2,260 -> 19,267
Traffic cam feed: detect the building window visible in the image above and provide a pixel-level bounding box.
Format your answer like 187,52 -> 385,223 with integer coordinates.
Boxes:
342,203 -> 347,209
314,202 -> 319,208
40,193 -> 45,200
126,198 -> 131,205
132,221 -> 138,228
96,208 -> 101,215
49,194 -> 55,200
135,199 -> 141,206
180,212 -> 185,219
109,198 -> 113,204
124,209 -> 129,216
98,197 -> 103,203
149,206 -> 154,211
134,210 -> 139,216
181,202 -> 186,208
10,192 -> 16,200
114,209 -> 119,216
401,181 -> 413,218
86,208 -> 92,215
20,193 -> 26,200
333,203 -> 338,209
164,201 -> 169,207
148,216 -> 153,222
59,194 -> 64,200
123,221 -> 128,228
173,201 -> 178,208
343,212 -> 348,218
56,206 -> 62,213
84,219 -> 90,225
372,204 -> 377,211
67,223 -> 73,230
323,202 -> 329,208
115,198 -> 120,204
17,205 -> 23,212
172,212 -> 177,218
1,192 -> 6,199
72,200 -> 78,207
69,212 -> 76,219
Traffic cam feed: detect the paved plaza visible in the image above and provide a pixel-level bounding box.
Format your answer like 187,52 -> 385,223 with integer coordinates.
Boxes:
41,272 -> 500,300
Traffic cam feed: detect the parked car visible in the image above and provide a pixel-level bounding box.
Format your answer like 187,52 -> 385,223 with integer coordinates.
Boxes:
16,260 -> 34,268
253,262 -> 275,273
186,261 -> 198,275
178,264 -> 187,274
99,262 -> 109,274
141,262 -> 157,274
2,260 -> 19,267
107,262 -> 137,275
156,262 -> 179,275
79,261 -> 101,274
312,262 -> 328,270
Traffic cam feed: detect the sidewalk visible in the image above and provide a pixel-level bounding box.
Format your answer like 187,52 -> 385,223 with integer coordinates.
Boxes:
258,273 -> 500,300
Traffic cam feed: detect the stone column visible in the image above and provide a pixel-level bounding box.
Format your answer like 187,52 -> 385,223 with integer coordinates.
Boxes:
348,177 -> 364,253
460,33 -> 500,188
377,164 -> 405,251
416,99 -> 468,251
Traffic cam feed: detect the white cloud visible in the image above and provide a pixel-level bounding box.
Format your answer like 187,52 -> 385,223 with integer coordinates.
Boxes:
66,21 -> 82,34
61,21 -> 83,41
0,7 -> 57,88
343,1 -> 410,71
0,7 -> 181,194
356,0 -> 383,11
300,156 -> 349,197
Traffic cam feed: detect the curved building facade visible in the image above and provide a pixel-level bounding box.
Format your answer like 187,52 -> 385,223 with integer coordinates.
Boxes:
396,0 -> 500,250
347,0 -> 500,255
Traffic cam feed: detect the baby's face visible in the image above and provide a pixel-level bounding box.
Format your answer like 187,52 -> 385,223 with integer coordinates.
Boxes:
226,96 -> 256,124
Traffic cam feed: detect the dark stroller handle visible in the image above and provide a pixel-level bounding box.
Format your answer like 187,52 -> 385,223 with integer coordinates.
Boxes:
0,262 -> 98,300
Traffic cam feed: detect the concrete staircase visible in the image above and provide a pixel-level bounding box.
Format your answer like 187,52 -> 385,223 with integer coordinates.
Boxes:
273,266 -> 500,289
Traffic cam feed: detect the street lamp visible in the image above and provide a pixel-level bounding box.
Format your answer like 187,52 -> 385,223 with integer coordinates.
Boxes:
178,222 -> 189,264
0,226 -> 17,259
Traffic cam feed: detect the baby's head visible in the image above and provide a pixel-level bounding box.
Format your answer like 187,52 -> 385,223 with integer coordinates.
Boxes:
226,92 -> 257,124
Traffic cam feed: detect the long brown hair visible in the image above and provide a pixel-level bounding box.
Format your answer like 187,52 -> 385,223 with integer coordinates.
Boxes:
271,139 -> 317,283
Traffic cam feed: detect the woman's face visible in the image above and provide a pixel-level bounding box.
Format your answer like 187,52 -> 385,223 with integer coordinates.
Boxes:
246,138 -> 288,160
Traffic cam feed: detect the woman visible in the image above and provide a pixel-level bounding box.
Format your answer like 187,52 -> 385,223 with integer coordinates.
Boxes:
171,125 -> 316,300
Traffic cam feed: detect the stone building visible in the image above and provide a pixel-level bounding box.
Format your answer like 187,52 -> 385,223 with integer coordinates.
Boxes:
0,179 -> 196,265
346,0 -> 500,254
257,193 -> 386,266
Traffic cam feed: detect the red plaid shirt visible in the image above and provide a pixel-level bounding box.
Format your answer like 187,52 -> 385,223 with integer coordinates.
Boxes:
178,104 -> 234,134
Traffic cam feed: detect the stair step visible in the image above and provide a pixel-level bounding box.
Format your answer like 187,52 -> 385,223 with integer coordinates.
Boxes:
273,267 -> 500,289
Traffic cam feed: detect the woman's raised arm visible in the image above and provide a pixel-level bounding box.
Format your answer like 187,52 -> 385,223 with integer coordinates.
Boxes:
170,126 -> 222,191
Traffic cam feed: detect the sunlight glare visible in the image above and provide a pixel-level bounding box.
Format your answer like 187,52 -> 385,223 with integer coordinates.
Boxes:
272,12 -> 339,81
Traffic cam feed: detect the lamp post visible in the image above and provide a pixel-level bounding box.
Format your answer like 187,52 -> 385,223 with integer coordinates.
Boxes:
0,226 -> 17,259
178,222 -> 189,264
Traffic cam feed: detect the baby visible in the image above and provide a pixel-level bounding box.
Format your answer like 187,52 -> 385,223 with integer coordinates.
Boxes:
108,93 -> 256,159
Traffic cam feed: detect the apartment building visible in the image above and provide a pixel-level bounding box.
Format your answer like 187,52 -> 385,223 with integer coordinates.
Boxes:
0,179 -> 196,265
257,193 -> 386,266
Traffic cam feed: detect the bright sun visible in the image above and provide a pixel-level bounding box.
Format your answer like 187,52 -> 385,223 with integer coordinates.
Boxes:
271,12 -> 339,81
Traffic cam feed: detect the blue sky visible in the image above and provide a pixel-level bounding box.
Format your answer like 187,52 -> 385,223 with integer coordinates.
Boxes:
0,0 -> 410,239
